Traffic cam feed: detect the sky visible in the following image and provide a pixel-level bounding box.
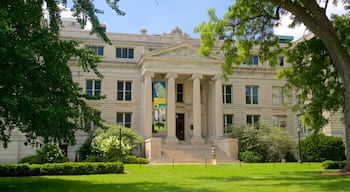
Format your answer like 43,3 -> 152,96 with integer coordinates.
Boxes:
61,0 -> 347,40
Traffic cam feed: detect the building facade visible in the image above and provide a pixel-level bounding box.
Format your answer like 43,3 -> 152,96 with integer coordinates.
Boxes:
0,19 -> 301,163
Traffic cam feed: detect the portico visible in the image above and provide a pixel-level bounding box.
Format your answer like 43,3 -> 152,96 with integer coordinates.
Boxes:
140,43 -> 224,144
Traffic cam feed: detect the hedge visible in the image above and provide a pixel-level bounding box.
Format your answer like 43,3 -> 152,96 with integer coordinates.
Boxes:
322,160 -> 347,169
0,162 -> 124,177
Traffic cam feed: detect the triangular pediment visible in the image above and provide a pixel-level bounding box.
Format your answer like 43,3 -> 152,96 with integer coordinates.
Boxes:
141,43 -> 221,62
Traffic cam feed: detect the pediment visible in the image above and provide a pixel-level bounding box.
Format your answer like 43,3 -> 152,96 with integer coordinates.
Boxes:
141,43 -> 221,62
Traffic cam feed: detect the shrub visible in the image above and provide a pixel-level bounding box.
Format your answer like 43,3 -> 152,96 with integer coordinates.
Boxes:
0,162 -> 124,177
20,155 -> 43,164
239,151 -> 264,163
301,134 -> 346,162
123,155 -> 149,164
322,160 -> 346,169
37,144 -> 70,163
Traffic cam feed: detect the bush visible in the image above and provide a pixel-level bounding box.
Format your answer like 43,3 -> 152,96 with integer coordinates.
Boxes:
37,144 -> 70,163
322,160 -> 347,169
20,155 -> 43,164
301,134 -> 346,162
239,151 -> 264,163
123,155 -> 149,164
0,162 -> 124,177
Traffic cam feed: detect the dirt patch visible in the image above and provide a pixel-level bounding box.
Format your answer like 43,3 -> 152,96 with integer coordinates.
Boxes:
319,171 -> 350,176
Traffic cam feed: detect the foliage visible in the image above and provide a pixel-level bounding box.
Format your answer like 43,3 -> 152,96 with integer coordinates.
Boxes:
0,0 -> 124,147
239,151 -> 264,163
322,160 -> 347,169
21,144 -> 69,164
20,155 -> 43,164
228,124 -> 296,162
301,134 -> 346,162
0,162 -> 124,177
123,155 -> 149,164
277,22 -> 347,131
78,124 -> 143,162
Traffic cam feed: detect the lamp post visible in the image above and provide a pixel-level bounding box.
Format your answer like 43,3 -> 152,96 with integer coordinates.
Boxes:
298,129 -> 303,163
118,123 -> 122,162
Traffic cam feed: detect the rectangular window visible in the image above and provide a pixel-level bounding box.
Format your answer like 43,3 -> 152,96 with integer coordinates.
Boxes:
86,45 -> 104,55
222,85 -> 232,104
224,114 -> 233,134
86,80 -> 101,96
116,48 -> 134,59
273,115 -> 287,129
117,81 -> 132,101
117,112 -> 132,128
85,111 -> 101,132
246,85 -> 259,104
243,55 -> 259,65
272,86 -> 285,106
278,56 -> 284,67
176,83 -> 183,103
247,115 -> 260,127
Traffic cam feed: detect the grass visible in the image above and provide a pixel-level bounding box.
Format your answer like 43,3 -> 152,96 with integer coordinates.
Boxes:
0,163 -> 349,192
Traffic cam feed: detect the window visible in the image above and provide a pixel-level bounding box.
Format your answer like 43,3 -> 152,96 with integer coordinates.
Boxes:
224,114 -> 233,134
278,56 -> 284,67
247,115 -> 260,127
246,85 -> 259,104
116,47 -> 134,59
272,86 -> 285,106
86,45 -> 104,55
86,80 -> 101,96
222,85 -> 232,104
85,112 -> 101,132
117,81 -> 132,101
243,55 -> 259,65
176,84 -> 183,103
117,112 -> 132,128
273,115 -> 287,129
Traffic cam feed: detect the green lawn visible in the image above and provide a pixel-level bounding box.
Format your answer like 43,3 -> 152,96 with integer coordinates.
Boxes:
0,163 -> 349,192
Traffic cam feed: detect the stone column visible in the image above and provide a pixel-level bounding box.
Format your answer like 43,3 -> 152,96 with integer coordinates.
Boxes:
214,75 -> 224,138
191,74 -> 204,145
143,71 -> 154,138
165,72 -> 178,144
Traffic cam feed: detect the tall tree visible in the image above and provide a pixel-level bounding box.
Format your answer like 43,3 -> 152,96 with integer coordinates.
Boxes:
0,0 -> 124,147
196,0 -> 350,171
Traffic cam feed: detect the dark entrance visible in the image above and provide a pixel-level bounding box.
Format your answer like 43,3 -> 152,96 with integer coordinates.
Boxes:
176,113 -> 185,140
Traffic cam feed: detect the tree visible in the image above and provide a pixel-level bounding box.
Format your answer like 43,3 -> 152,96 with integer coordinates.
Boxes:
196,0 -> 350,171
0,0 -> 124,147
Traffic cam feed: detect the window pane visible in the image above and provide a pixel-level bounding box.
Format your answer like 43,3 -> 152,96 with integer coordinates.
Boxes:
95,81 -> 101,90
86,80 -> 92,89
125,92 -> 131,101
226,94 -> 232,104
227,115 -> 233,125
116,48 -> 121,58
98,47 -> 104,55
117,81 -> 123,90
122,48 -> 127,58
125,82 -> 132,90
128,48 -> 134,58
117,92 -> 123,100
176,94 -> 183,103
252,56 -> 259,65
125,113 -> 131,122
116,113 -> 123,123
177,84 -> 183,92
226,85 -> 232,94
252,86 -> 258,95
247,116 -> 252,125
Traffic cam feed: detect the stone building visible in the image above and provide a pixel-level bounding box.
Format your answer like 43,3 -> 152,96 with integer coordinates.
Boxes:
0,19 -> 310,163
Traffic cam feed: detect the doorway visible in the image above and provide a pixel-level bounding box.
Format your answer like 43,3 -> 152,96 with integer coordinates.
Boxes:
176,113 -> 185,140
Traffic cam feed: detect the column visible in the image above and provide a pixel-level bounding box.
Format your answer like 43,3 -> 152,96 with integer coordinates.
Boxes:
214,75 -> 224,138
166,72 -> 178,144
191,74 -> 204,145
143,71 -> 154,138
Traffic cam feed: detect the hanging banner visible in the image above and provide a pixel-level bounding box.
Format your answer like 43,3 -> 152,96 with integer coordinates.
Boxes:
153,81 -> 167,131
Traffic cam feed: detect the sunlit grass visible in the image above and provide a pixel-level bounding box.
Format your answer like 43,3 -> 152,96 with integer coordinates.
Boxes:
0,163 -> 349,192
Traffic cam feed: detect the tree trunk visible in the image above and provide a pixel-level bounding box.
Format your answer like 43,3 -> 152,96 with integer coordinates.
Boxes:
342,75 -> 350,172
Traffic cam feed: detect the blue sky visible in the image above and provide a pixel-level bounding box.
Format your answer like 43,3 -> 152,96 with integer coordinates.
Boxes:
75,0 -> 233,37
61,1 -> 346,39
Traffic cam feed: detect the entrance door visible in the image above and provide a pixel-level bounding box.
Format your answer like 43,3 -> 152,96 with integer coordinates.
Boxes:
176,113 -> 185,140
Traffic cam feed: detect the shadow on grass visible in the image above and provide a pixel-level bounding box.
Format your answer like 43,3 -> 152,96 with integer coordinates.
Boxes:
196,170 -> 350,191
0,177 -> 215,192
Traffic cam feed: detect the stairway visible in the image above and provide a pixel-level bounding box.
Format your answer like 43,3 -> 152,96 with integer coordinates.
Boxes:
153,142 -> 238,164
